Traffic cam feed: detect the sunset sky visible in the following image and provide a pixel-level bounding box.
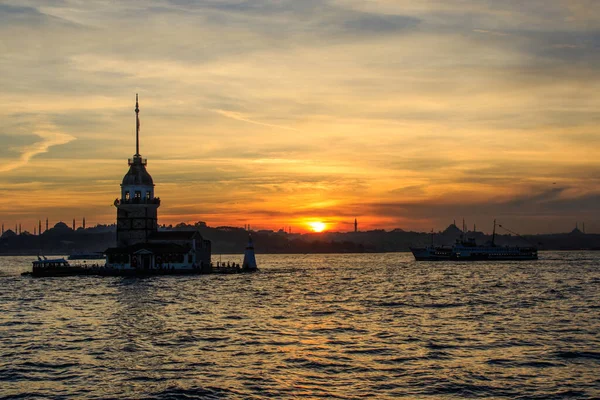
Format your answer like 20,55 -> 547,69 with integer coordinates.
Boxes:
1,0 -> 599,234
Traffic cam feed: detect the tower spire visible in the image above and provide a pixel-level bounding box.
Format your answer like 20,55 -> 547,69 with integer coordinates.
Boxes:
135,93 -> 140,156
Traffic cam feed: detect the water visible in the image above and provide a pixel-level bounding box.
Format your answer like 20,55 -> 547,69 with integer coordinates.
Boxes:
1,252 -> 599,399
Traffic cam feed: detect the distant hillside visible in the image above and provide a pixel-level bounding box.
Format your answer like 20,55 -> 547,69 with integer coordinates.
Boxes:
1,222 -> 599,255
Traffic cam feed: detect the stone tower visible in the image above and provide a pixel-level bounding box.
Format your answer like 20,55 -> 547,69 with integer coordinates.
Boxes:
115,94 -> 160,247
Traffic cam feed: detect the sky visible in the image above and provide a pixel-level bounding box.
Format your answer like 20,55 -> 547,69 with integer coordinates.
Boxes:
0,0 -> 599,234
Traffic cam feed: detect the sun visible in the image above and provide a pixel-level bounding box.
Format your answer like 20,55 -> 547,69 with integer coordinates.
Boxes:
308,221 -> 327,232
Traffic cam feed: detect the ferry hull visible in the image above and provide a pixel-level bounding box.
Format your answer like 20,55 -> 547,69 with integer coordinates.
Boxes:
410,247 -> 538,261
410,247 -> 452,261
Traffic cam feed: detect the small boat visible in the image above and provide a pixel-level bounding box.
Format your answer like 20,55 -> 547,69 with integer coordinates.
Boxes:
28,256 -> 93,277
33,256 -> 70,268
410,220 -> 538,261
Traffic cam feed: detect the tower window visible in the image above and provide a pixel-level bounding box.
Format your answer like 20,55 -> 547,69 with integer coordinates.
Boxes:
135,191 -> 141,199
146,191 -> 151,200
125,192 -> 130,201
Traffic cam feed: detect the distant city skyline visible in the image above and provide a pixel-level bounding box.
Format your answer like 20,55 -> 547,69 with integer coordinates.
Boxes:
0,216 -> 591,237
0,1 -> 599,234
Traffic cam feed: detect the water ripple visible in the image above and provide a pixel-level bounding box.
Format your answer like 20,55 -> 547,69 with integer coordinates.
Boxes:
1,252 -> 599,399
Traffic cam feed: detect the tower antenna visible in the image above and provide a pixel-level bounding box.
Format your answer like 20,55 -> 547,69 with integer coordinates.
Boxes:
135,93 -> 140,156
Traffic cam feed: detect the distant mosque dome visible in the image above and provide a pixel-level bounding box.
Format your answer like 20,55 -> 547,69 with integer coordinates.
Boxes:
443,223 -> 463,235
53,222 -> 71,230
1,229 -> 16,239
122,160 -> 154,186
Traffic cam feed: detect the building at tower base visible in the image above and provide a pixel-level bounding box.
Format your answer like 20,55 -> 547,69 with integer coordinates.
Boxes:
105,230 -> 212,272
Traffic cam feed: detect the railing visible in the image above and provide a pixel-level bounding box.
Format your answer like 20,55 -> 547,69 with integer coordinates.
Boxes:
128,158 -> 147,166
114,197 -> 160,206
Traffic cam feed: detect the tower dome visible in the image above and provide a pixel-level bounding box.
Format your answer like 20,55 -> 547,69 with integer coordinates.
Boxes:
122,159 -> 154,186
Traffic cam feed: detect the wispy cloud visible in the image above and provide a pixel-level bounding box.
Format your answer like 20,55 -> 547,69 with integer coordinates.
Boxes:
0,125 -> 75,173
473,29 -> 509,36
212,109 -> 300,131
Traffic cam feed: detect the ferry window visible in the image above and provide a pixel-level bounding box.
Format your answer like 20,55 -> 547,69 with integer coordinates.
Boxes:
125,191 -> 130,200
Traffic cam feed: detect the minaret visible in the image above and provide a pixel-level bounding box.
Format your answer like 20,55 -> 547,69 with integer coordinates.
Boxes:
242,234 -> 258,271
83,217 -> 86,229
115,94 -> 160,247
354,218 -> 358,233
72,218 -> 75,230
45,218 -> 48,232
38,220 -> 41,235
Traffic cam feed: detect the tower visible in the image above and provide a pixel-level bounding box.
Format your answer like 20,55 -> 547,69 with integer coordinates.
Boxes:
354,218 -> 357,233
38,220 -> 41,235
83,217 -> 86,229
72,218 -> 75,230
115,94 -> 160,247
45,218 -> 48,232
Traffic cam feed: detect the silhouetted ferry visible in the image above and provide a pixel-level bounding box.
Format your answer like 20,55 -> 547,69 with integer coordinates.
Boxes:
410,221 -> 538,261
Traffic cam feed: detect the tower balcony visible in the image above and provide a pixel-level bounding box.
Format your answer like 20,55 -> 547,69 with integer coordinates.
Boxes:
128,157 -> 147,166
115,197 -> 161,206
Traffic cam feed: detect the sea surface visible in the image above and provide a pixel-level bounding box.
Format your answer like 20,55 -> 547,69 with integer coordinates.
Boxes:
1,252 -> 599,399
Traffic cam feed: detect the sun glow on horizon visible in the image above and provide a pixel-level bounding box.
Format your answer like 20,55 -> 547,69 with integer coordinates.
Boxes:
308,221 -> 327,233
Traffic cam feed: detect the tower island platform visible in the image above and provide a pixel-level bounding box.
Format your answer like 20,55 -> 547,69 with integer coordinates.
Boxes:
24,95 -> 257,277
